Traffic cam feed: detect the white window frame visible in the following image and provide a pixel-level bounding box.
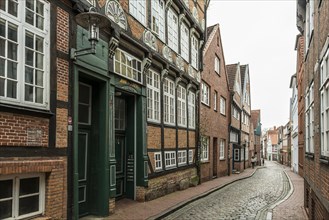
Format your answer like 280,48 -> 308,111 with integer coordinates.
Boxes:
219,139 -> 225,160
189,149 -> 193,163
0,173 -> 45,219
220,96 -> 226,115
146,70 -> 161,123
180,22 -> 189,61
233,106 -> 240,120
151,0 -> 165,41
188,91 -> 196,129
191,34 -> 199,69
163,78 -> 175,125
114,49 -> 143,84
215,56 -> 220,74
305,82 -> 314,153
177,85 -> 187,127
0,0 -> 50,109
201,81 -> 209,106
230,131 -> 238,143
178,150 -> 187,166
154,152 -> 162,171
320,48 -> 329,157
201,136 -> 209,162
167,8 -> 178,52
165,151 -> 176,168
214,91 -> 217,111
129,0 -> 146,26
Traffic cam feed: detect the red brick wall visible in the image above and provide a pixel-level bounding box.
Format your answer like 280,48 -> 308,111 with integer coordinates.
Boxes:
0,112 -> 49,147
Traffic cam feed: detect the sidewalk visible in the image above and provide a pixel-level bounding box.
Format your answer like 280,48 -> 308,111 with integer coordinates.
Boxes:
108,167 -> 258,220
272,165 -> 308,220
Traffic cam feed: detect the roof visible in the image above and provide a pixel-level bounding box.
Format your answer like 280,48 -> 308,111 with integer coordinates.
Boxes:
206,25 -> 216,40
240,65 -> 247,88
226,63 -> 239,91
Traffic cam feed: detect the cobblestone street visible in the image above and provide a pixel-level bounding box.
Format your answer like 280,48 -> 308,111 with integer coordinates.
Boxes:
162,161 -> 290,220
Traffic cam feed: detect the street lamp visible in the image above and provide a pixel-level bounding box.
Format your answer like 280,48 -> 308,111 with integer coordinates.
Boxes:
71,7 -> 110,60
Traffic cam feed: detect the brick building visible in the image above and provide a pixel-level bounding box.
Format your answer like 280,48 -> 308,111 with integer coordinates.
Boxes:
296,0 -> 329,218
290,73 -> 299,173
251,109 -> 262,165
295,34 -> 305,177
200,24 -> 230,182
69,0 -> 207,218
227,63 -> 244,172
0,0 -> 69,219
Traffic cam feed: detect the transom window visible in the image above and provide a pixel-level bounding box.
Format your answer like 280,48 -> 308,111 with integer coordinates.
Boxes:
129,0 -> 146,25
220,139 -> 225,160
114,49 -> 142,84
320,48 -> 329,157
167,8 -> 178,53
151,0 -> 165,41
178,150 -> 187,165
115,97 -> 126,130
201,82 -> 209,106
163,78 -> 175,125
78,83 -> 92,125
305,82 -> 314,153
191,34 -> 199,69
165,151 -> 176,168
146,70 -> 160,123
154,152 -> 162,171
201,136 -> 209,162
0,174 -> 45,219
0,0 -> 50,109
177,85 -> 187,127
180,22 -> 189,61
188,92 -> 196,129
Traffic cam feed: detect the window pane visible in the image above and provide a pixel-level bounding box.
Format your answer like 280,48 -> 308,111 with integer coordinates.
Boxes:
8,42 -> 17,60
0,78 -> 4,96
36,36 -> 43,52
8,24 -> 17,42
25,49 -> 34,66
19,195 -> 39,216
26,0 -> 34,10
0,179 -> 13,199
0,1 -> 5,11
0,39 -> 4,57
35,87 -> 43,103
20,177 -> 39,195
0,19 -> 5,37
26,9 -> 34,26
25,67 -> 34,84
36,15 -> 44,30
35,53 -> 43,69
36,1 -> 44,15
25,85 -> 33,101
78,104 -> 90,124
7,80 -> 17,98
8,0 -> 18,17
7,61 -> 17,79
26,32 -> 34,49
36,70 -> 43,86
79,84 -> 90,104
0,200 -> 12,219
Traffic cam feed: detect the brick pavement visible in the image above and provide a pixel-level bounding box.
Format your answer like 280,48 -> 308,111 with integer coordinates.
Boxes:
272,165 -> 308,220
108,167 -> 257,220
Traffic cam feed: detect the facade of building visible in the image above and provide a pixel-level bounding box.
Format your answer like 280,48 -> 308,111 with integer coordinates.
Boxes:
227,63 -> 244,172
297,0 -> 329,218
266,128 -> 278,161
0,0 -> 69,219
296,34 -> 305,177
251,110 -> 262,165
240,65 -> 251,168
200,24 -> 230,182
290,74 -> 299,173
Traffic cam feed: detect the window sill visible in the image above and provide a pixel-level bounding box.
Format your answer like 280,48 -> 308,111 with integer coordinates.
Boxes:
201,160 -> 210,164
201,102 -> 210,108
305,153 -> 314,159
320,158 -> 329,165
0,103 -> 54,118
219,158 -> 225,161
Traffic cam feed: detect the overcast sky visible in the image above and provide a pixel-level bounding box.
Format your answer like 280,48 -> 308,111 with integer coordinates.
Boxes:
207,1 -> 299,129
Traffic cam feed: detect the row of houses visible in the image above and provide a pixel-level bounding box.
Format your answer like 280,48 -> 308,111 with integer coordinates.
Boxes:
263,0 -> 329,219
0,0 -> 261,219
